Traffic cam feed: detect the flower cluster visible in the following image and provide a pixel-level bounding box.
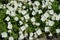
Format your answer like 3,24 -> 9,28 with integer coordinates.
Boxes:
0,0 -> 60,40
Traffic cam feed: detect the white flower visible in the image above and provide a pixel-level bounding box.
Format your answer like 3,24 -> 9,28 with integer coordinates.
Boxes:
34,1 -> 40,6
48,20 -> 54,26
52,13 -> 57,20
24,14 -> 30,20
25,24 -> 28,28
18,9 -> 22,13
20,26 -> 26,31
23,6 -> 26,9
19,31 -> 23,34
18,0 -> 27,2
32,22 -> 36,25
8,30 -> 11,33
14,17 -> 19,21
33,6 -> 38,12
35,22 -> 40,26
29,36 -> 33,40
24,33 -> 28,37
13,1 -> 18,11
18,0 -> 25,2
41,15 -> 47,22
30,32 -> 33,37
29,8 -> 32,11
19,21 -> 23,25
34,32 -> 38,38
20,17 -> 24,21
44,12 -> 49,18
56,29 -> 60,33
28,1 -> 32,5
32,11 -> 36,16
18,2 -> 22,7
50,0 -> 54,2
19,34 -> 24,40
7,24 -> 12,29
38,9 -> 43,14
48,33 -> 53,36
8,22 -> 11,25
21,10 -> 27,15
45,27 -> 50,32
6,10 -> 10,15
56,15 -> 60,20
46,0 -> 49,2
1,32 -> 8,38
51,16 -> 55,20
36,29 -> 42,35
48,5 -> 52,9
9,36 -> 14,40
46,21 -> 49,25
10,11 -> 16,16
59,14 -> 60,19
7,22 -> 12,29
49,10 -> 54,14
31,17 -> 36,22
5,16 -> 10,21
42,4 -> 46,8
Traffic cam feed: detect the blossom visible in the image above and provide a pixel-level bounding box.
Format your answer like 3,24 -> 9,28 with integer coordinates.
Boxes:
34,32 -> 38,38
31,17 -> 36,22
19,34 -> 24,40
6,10 -> 10,15
51,16 -> 56,20
56,15 -> 60,20
50,0 -> 54,2
5,16 -> 10,21
20,17 -> 24,21
19,31 -> 23,34
32,11 -> 36,16
44,12 -> 49,18
56,29 -> 60,33
28,1 -> 32,5
35,22 -> 40,26
1,32 -> 8,38
41,15 -> 47,22
21,10 -> 27,15
48,20 -> 54,26
7,24 -> 12,29
20,26 -> 26,31
36,29 -> 42,35
24,33 -> 28,37
19,21 -> 23,25
34,1 -> 40,6
10,11 -> 16,16
8,30 -> 12,33
18,2 -> 22,8
24,14 -> 30,20
30,32 -> 33,37
29,36 -> 33,40
48,5 -> 52,9
32,22 -> 36,25
48,33 -> 53,36
14,17 -> 19,21
9,36 -> 14,40
45,27 -> 50,32
49,10 -> 54,14
38,9 -> 43,14
7,22 -> 12,29
23,6 -> 26,9
25,24 -> 28,28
